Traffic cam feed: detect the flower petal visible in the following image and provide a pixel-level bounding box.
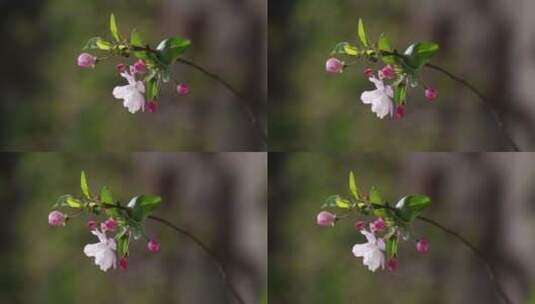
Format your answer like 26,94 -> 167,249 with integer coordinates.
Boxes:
361,89 -> 382,105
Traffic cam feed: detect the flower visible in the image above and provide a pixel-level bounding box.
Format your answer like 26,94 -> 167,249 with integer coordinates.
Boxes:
77,53 -> 96,68
363,67 -> 374,78
316,211 -> 336,227
394,105 -> 405,120
102,217 -> 118,232
176,83 -> 190,96
325,57 -> 344,74
416,238 -> 429,254
360,77 -> 394,119
352,230 -> 385,272
87,220 -> 97,230
354,221 -> 367,231
48,211 -> 66,226
133,59 -> 147,74
147,100 -> 158,113
386,257 -> 398,272
116,63 -> 127,73
147,239 -> 160,253
379,64 -> 396,79
83,229 -> 117,272
112,69 -> 146,113
119,257 -> 128,271
425,86 -> 438,101
370,217 -> 386,232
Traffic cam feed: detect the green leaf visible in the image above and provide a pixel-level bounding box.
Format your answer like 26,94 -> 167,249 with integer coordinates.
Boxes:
84,37 -> 112,51
386,236 -> 398,258
343,44 -> 359,56
395,195 -> 432,222
130,29 -> 143,46
156,37 -> 191,64
80,171 -> 91,199
100,186 -> 113,204
348,171 -> 359,200
117,231 -> 130,257
403,42 -> 440,70
66,196 -> 82,208
127,195 -> 163,221
357,18 -> 369,47
335,196 -> 353,209
377,33 -> 392,51
331,42 -> 358,56
322,195 -> 339,208
394,83 -> 407,105
110,13 -> 121,42
369,187 -> 384,204
146,76 -> 160,100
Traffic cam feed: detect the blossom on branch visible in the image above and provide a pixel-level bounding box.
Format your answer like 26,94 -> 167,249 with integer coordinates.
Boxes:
83,228 -> 117,272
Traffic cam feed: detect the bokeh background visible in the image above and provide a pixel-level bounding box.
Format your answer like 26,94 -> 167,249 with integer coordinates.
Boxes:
0,0 -> 266,151
269,0 -> 535,151
269,153 -> 535,303
0,152 -> 267,303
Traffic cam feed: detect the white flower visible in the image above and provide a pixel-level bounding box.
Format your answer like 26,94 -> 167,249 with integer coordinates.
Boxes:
112,69 -> 146,114
360,77 -> 394,119
83,229 -> 117,272
352,230 -> 385,272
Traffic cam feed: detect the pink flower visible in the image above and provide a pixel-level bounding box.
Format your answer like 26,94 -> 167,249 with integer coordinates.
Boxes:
77,53 -> 96,68
354,221 -> 367,231
176,83 -> 190,96
87,220 -> 98,230
416,238 -> 429,254
119,257 -> 128,271
48,210 -> 66,226
394,105 -> 405,120
147,239 -> 160,253
363,67 -> 374,78
425,86 -> 438,101
316,211 -> 336,227
147,100 -> 158,113
325,57 -> 344,74
386,257 -> 398,272
370,217 -> 386,232
102,217 -> 118,232
116,63 -> 127,73
379,65 -> 395,79
133,59 -> 147,74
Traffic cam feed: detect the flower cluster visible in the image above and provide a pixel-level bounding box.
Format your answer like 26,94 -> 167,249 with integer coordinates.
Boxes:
316,171 -> 431,272
325,18 -> 440,120
77,14 -> 191,114
48,171 -> 163,272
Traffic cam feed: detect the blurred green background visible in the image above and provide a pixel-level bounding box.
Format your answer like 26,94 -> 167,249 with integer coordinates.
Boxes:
269,153 -> 535,303
0,0 -> 266,151
269,0 -> 535,151
0,152 -> 267,303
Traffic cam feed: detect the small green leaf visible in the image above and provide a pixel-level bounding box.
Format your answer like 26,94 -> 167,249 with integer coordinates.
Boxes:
349,171 -> 359,200
331,42 -> 358,56
127,195 -> 163,221
156,37 -> 191,64
110,13 -> 121,42
404,42 -> 440,70
146,76 -> 160,100
357,18 -> 369,47
335,196 -> 353,209
117,232 -> 130,257
394,83 -> 407,105
369,187 -> 383,204
100,186 -> 113,204
378,33 -> 392,51
386,236 -> 398,258
322,195 -> 339,208
130,29 -> 143,46
66,196 -> 82,208
395,195 -> 432,222
84,37 -> 112,51
80,171 -> 91,199
343,44 -> 359,56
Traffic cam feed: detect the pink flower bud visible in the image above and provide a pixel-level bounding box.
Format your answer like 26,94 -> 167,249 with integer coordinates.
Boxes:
316,211 -> 336,227
370,217 -> 386,231
87,220 -> 97,230
147,100 -> 158,113
103,217 -> 118,232
133,59 -> 147,74
48,210 -> 66,226
416,238 -> 429,254
394,105 -> 405,120
363,67 -> 374,78
325,57 -> 344,74
119,257 -> 128,271
148,239 -> 160,253
77,53 -> 96,68
386,257 -> 398,272
116,63 -> 127,73
176,83 -> 190,96
425,86 -> 438,102
380,64 -> 395,79
354,221 -> 367,231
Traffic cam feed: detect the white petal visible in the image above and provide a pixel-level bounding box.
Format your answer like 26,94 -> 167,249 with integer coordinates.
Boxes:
83,243 -> 104,257
361,89 -> 382,104
377,239 -> 386,251
361,230 -> 377,244
368,77 -> 384,91
352,243 -> 371,257
385,85 -> 394,98
112,85 -> 130,99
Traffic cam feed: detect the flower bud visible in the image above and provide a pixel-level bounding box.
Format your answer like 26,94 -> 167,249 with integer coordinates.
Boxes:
425,86 -> 438,102
133,59 -> 147,74
119,257 -> 128,271
416,238 -> 429,254
87,220 -> 97,230
394,105 -> 405,120
176,83 -> 190,96
103,217 -> 118,232
77,53 -> 96,68
325,57 -> 344,74
48,210 -> 66,226
386,257 -> 398,272
363,67 -> 374,78
354,221 -> 367,231
148,239 -> 160,253
116,63 -> 127,73
316,211 -> 336,227
380,64 -> 395,79
370,217 -> 385,231
147,100 -> 158,113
